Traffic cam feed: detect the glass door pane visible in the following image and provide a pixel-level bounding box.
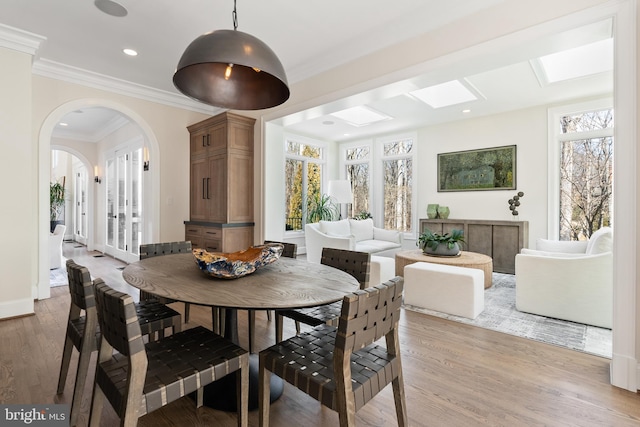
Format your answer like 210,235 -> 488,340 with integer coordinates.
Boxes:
106,158 -> 115,247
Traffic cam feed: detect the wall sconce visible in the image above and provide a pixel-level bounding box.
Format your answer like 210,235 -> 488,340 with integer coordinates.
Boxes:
94,165 -> 101,184
143,147 -> 149,171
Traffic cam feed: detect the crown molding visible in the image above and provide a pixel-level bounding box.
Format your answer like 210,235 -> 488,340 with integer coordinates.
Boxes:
0,24 -> 46,57
32,58 -> 225,116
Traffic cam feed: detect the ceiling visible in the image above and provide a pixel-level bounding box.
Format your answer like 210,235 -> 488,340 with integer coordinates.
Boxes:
0,0 -> 613,143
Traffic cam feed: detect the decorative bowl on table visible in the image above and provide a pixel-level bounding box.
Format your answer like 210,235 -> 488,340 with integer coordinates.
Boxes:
193,243 -> 284,279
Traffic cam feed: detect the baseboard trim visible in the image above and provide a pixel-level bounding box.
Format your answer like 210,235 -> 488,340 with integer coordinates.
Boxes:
0,297 -> 34,320
610,352 -> 638,391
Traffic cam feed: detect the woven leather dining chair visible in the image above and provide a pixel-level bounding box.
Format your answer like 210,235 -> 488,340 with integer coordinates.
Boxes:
139,241 -> 193,322
89,279 -> 249,427
275,247 -> 370,343
57,259 -> 183,427
245,241 -> 298,353
259,277 -> 407,427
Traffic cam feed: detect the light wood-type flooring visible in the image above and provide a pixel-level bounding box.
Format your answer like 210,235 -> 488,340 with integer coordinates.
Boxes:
1,242 -> 639,426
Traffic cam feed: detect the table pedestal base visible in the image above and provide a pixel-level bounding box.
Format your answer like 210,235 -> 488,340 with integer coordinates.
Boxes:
201,354 -> 283,411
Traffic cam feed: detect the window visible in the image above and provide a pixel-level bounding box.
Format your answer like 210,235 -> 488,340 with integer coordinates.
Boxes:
381,138 -> 413,232
549,101 -> 613,240
345,145 -> 370,218
284,137 -> 326,231
341,133 -> 416,235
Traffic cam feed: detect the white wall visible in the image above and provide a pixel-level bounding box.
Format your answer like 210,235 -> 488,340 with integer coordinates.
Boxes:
416,104 -> 550,248
0,47 -> 35,317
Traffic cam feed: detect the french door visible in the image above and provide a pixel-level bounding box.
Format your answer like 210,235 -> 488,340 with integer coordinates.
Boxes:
73,168 -> 88,245
105,143 -> 143,263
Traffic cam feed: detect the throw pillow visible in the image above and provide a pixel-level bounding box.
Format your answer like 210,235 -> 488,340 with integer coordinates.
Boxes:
319,219 -> 350,236
586,227 -> 613,254
348,218 -> 374,242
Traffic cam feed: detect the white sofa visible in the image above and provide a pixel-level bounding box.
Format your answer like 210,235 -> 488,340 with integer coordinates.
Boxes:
304,218 -> 402,264
515,227 -> 612,328
50,224 -> 66,269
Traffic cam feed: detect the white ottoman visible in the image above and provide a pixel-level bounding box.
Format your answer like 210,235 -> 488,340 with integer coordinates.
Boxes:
404,262 -> 484,319
370,256 -> 396,286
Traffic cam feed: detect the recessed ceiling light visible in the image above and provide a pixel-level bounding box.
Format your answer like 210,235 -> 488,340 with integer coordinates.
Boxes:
94,0 -> 128,17
462,109 -> 471,113
410,80 -> 478,109
322,120 -> 334,125
59,122 -> 68,127
330,106 -> 391,127
123,48 -> 138,57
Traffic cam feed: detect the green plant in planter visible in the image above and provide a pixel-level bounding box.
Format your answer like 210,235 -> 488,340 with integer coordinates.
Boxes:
50,181 -> 66,222
50,179 -> 66,233
417,228 -> 465,252
306,193 -> 338,223
354,211 -> 372,220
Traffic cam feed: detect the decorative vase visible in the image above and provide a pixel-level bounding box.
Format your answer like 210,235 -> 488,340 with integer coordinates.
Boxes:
437,206 -> 450,219
422,242 -> 460,257
426,204 -> 439,219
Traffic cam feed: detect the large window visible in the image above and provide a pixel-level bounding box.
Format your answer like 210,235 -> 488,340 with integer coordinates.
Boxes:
550,101 -> 613,240
345,145 -> 370,218
284,138 -> 326,231
381,138 -> 413,232
341,133 -> 416,235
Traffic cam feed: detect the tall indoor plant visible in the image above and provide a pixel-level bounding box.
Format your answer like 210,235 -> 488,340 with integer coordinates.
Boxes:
306,193 -> 338,223
50,178 -> 66,233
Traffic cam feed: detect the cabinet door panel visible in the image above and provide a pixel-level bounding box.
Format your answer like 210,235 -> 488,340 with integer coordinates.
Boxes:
228,153 -> 253,222
190,158 -> 208,221
207,156 -> 227,222
492,225 -> 520,274
467,224 -> 492,256
421,220 -> 443,234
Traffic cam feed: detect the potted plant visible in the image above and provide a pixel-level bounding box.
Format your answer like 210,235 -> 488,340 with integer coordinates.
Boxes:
353,211 -> 372,220
306,193 -> 338,223
50,179 -> 66,233
417,228 -> 465,257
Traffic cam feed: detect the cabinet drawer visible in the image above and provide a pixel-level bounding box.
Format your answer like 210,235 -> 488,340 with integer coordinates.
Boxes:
185,225 -> 203,235
202,227 -> 221,238
203,239 -> 221,252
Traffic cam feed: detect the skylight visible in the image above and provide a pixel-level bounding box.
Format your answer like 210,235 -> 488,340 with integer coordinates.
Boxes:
537,38 -> 613,83
409,80 -> 478,109
330,106 -> 391,127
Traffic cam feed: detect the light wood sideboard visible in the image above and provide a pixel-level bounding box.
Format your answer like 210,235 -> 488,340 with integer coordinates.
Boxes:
419,218 -> 528,274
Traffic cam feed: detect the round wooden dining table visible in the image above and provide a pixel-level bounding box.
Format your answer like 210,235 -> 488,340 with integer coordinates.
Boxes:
122,252 -> 359,411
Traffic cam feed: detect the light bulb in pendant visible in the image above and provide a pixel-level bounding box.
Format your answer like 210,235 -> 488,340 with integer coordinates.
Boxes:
225,64 -> 233,80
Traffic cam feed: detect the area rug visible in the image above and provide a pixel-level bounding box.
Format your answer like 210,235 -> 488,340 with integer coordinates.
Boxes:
403,272 -> 612,359
49,262 -> 68,287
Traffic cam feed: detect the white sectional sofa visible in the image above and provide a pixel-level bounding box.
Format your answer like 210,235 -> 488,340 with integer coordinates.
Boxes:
304,218 -> 402,264
515,226 -> 613,328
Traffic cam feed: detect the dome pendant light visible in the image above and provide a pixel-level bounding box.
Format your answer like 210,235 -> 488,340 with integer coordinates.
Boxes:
173,0 -> 290,110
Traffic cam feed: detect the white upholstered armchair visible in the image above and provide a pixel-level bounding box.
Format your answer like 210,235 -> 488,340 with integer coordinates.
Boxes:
49,224 -> 66,269
515,227 -> 613,328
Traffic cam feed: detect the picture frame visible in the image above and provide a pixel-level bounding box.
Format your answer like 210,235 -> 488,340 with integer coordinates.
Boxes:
437,145 -> 516,192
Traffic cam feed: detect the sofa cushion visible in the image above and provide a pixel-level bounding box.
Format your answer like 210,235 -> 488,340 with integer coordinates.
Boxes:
535,239 -> 587,253
586,227 -> 613,254
319,219 -> 351,237
349,218 -> 374,242
374,227 -> 402,243
355,239 -> 401,254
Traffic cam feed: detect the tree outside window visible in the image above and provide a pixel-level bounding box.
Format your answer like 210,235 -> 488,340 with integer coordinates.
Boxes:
285,140 -> 325,231
559,109 -> 613,240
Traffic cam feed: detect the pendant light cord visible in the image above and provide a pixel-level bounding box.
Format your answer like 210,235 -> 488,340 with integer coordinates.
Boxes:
232,0 -> 238,30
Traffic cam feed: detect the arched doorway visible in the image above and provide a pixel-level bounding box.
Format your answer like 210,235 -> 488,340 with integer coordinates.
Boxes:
37,99 -> 161,300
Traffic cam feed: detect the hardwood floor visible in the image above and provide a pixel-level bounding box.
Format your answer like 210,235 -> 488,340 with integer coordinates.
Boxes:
1,242 -> 639,426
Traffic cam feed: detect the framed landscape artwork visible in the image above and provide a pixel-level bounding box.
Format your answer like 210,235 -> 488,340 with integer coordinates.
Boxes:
437,145 -> 516,192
